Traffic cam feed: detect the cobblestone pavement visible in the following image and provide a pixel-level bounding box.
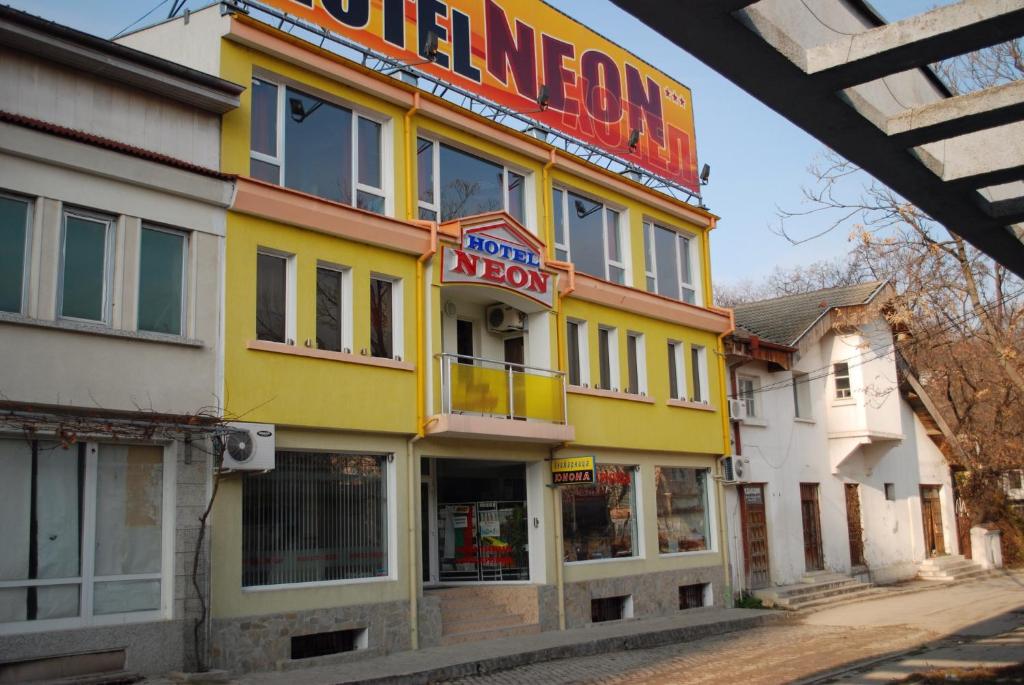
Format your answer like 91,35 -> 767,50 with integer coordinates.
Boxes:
439,623 -> 935,685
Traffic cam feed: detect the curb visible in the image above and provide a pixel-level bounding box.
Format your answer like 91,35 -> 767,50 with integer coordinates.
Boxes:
333,611 -> 789,685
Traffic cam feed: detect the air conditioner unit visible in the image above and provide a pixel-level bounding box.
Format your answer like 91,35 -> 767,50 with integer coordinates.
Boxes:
727,398 -> 747,421
486,304 -> 526,333
219,422 -> 275,471
719,455 -> 749,484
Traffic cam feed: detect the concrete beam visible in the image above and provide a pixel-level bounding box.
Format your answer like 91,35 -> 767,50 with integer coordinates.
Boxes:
978,195 -> 1024,224
946,163 -> 1024,190
888,80 -> 1024,147
806,0 -> 1024,89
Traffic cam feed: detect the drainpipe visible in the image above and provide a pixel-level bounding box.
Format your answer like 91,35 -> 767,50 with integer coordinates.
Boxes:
716,307 -> 736,607
549,264 -> 575,632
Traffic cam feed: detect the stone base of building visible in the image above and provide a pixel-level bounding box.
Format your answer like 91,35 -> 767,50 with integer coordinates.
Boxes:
564,565 -> 725,629
866,561 -> 920,585
210,600 -> 411,673
0,619 -> 190,676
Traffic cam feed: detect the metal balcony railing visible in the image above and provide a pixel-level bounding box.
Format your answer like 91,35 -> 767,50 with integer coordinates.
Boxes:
438,353 -> 568,424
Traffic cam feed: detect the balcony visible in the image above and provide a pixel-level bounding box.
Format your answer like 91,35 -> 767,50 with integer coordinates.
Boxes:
426,354 -> 575,443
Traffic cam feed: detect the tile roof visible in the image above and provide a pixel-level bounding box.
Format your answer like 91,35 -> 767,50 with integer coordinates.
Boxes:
732,281 -> 887,347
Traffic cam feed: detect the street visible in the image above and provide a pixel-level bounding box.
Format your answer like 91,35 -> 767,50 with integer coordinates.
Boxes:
440,573 -> 1024,685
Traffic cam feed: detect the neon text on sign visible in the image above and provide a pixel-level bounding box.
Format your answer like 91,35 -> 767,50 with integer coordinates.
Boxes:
260,0 -> 699,192
441,221 -> 553,307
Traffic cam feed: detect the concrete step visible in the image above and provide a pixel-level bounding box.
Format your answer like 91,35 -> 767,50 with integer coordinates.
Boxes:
918,554 -> 967,568
773,583 -> 874,608
439,622 -> 541,646
442,612 -> 530,635
773,579 -> 862,598
918,564 -> 980,578
785,587 -> 887,611
441,602 -> 520,623
800,571 -> 851,584
919,568 -> 990,582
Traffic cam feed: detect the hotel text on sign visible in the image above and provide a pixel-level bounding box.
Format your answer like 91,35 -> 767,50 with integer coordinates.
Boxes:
442,220 -> 553,307
258,0 -> 699,192
551,456 -> 595,485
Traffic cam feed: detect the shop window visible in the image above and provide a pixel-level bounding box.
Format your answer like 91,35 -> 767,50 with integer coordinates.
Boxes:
667,341 -> 686,400
690,344 -> 708,403
591,595 -> 632,623
643,220 -> 699,304
884,483 -> 896,501
59,209 -> 114,324
370,275 -> 402,360
553,188 -> 626,284
626,332 -> 646,395
562,464 -> 638,562
679,583 -> 709,609
738,375 -> 760,419
256,249 -> 292,343
0,439 -> 168,627
597,325 -> 618,391
417,139 -> 527,223
834,362 -> 852,399
316,265 -> 349,352
137,225 -> 187,336
249,78 -> 387,214
242,451 -> 389,587
566,319 -> 589,387
793,371 -> 812,419
0,192 -> 31,314
656,467 -> 711,554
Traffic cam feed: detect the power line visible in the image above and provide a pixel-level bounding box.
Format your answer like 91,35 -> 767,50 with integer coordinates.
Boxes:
111,0 -> 172,40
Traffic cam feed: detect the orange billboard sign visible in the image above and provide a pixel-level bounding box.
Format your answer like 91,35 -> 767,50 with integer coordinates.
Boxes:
258,0 -> 699,192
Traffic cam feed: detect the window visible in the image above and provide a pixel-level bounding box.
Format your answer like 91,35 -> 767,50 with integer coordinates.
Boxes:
256,250 -> 290,343
456,319 -> 474,361
626,332 -> 646,395
554,189 -> 626,284
597,326 -> 618,391
0,439 -> 168,627
370,276 -> 400,359
0,192 -> 31,314
249,78 -> 386,214
242,451 -> 388,587
643,220 -> 699,304
834,362 -> 852,399
738,375 -> 759,419
884,483 -> 896,501
417,139 -> 526,223
137,226 -> 187,335
1009,471 -> 1023,491
656,467 -> 711,553
679,583 -> 709,609
59,209 -> 114,324
667,341 -> 686,400
690,345 -> 708,403
566,319 -> 583,386
316,265 -> 348,352
793,371 -> 812,419
562,464 -> 638,562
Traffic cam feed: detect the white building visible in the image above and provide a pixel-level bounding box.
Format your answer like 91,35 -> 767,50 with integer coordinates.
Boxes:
722,282 -> 961,596
0,6 -> 240,677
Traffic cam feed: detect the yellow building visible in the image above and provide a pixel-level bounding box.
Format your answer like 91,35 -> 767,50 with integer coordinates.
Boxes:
125,3 -> 733,673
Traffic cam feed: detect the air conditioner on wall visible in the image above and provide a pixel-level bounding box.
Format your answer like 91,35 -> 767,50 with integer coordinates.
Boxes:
718,455 -> 749,485
486,304 -> 526,333
219,422 -> 276,471
727,398 -> 747,421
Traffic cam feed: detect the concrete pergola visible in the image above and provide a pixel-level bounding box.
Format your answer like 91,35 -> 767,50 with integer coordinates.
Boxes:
612,0 -> 1024,279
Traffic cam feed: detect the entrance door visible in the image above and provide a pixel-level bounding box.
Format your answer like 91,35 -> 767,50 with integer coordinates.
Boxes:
920,485 -> 946,557
845,484 -> 866,567
800,483 -> 825,572
739,484 -> 770,589
952,472 -> 972,559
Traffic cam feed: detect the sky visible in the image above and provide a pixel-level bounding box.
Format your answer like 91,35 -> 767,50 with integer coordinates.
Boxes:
3,0 -> 954,287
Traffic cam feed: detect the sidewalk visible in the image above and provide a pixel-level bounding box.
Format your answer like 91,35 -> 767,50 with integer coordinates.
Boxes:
228,608 -> 787,685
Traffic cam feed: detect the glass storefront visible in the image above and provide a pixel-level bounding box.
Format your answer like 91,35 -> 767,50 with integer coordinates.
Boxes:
561,464 -> 638,562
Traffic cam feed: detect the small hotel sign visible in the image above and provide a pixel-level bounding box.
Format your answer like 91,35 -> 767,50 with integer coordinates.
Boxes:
442,220 -> 553,307
551,456 -> 595,485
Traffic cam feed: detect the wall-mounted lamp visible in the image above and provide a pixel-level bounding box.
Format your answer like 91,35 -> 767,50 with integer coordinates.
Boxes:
627,128 -> 642,152
384,30 -> 441,75
700,163 -> 711,186
522,84 -> 551,114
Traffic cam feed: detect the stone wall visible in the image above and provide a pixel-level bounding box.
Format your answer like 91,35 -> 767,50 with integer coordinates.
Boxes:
210,600 -> 412,673
564,565 -> 724,629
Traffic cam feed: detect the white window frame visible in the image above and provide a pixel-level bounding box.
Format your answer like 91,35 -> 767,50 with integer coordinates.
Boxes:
58,207 -> 116,326
417,137 -> 534,231
0,190 -> 33,316
0,439 -> 175,635
555,187 -> 630,285
370,273 -> 404,361
626,331 -> 647,396
315,261 -> 353,354
834,362 -> 853,399
690,344 -> 709,403
655,466 -> 717,557
136,223 -> 189,337
566,317 -> 591,388
737,374 -> 760,420
643,220 -> 702,305
256,247 -> 296,344
597,325 -> 620,392
667,340 -> 687,400
249,76 -> 392,215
